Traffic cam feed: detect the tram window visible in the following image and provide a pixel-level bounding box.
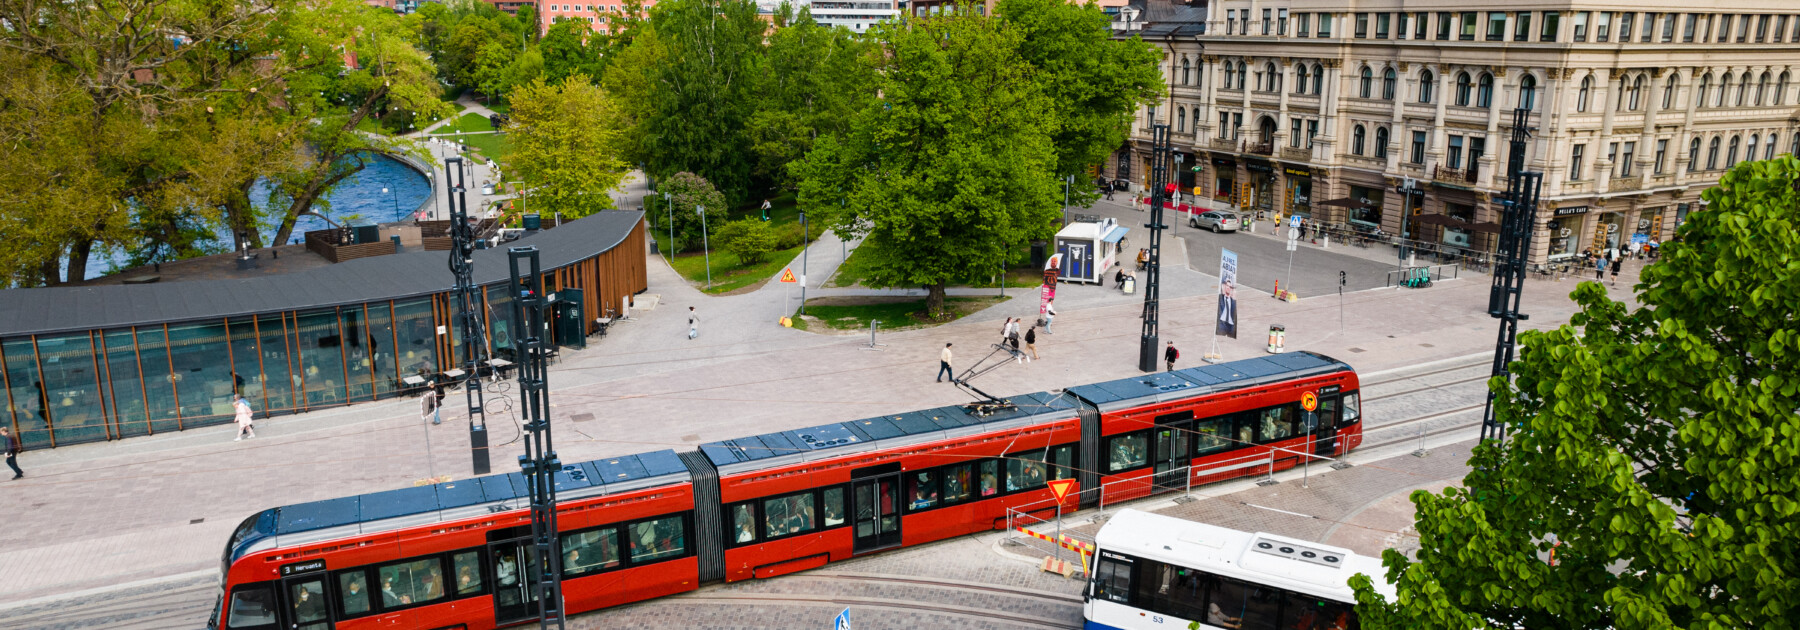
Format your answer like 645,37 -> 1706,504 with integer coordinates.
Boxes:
1093,554 -> 1135,603
629,515 -> 688,563
562,528 -> 621,577
941,463 -> 973,504
1236,414 -> 1256,446
906,471 -> 940,511
225,584 -> 277,628
762,492 -> 817,538
1007,450 -> 1048,491
452,551 -> 484,594
378,558 -> 446,608
1194,418 -> 1233,454
1260,405 -> 1297,441
978,460 -> 1000,497
1208,576 -> 1281,630
338,570 -> 371,616
1049,444 -> 1078,481
1108,433 -> 1149,472
822,487 -> 847,527
730,503 -> 757,544
1342,392 -> 1361,423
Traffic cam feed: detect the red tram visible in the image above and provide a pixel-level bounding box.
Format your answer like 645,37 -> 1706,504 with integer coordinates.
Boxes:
210,352 -> 1362,630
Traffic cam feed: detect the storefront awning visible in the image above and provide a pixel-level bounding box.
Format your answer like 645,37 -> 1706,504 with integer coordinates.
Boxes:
1413,214 -> 1503,234
1102,226 -> 1131,243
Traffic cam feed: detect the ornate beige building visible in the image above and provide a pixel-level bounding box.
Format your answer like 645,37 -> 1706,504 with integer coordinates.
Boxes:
1113,1 -> 1800,263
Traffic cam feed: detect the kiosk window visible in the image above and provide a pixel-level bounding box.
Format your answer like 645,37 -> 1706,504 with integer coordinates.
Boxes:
906,471 -> 940,511
338,571 -> 371,615
978,460 -> 1000,496
629,516 -> 688,563
453,551 -> 484,594
942,463 -> 973,503
1108,434 -> 1148,472
1007,450 -> 1048,491
763,492 -> 817,538
226,584 -> 276,628
562,528 -> 620,577
822,487 -> 846,527
378,558 -> 445,608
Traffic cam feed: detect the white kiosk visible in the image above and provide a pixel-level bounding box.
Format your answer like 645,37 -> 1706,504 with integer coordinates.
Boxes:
1053,217 -> 1129,284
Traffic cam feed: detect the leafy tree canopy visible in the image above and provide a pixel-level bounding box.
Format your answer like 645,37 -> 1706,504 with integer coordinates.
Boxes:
715,218 -> 779,264
1351,157 -> 1800,629
652,172 -> 728,253
507,76 -> 629,219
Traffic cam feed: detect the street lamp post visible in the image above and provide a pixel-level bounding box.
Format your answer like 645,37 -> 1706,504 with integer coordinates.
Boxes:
697,205 -> 713,289
382,186 -> 399,218
800,211 -> 809,316
663,192 -> 674,262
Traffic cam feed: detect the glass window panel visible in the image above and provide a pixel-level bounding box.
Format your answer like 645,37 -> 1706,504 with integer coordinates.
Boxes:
1236,413 -> 1257,445
1094,554 -> 1134,604
942,463 -> 972,504
378,558 -> 445,607
294,310 -> 347,408
255,315 -> 295,414
906,470 -> 938,510
1260,406 -> 1297,441
487,288 -> 516,362
102,329 -> 149,438
822,487 -> 846,527
367,303 -> 399,397
1108,434 -> 1148,472
732,503 -> 757,543
1007,449 -> 1047,491
1282,590 -> 1350,630
562,527 -> 620,576
289,579 -> 327,623
1207,577 -> 1285,630
628,515 -> 687,563
166,321 -> 233,426
338,570 -> 371,615
133,326 -> 180,433
978,460 -> 999,497
226,319 -> 262,408
225,584 -> 277,627
1145,559 -> 1208,621
3,338 -> 50,449
340,306 -> 373,401
393,299 -> 438,380
1195,418 -> 1234,454
1050,444 -> 1077,481
34,333 -> 107,445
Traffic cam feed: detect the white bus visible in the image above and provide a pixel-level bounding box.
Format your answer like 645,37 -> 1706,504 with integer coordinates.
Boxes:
1084,509 -> 1397,630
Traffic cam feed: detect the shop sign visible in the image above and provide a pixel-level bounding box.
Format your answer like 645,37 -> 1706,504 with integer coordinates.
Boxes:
1211,156 -> 1236,168
1245,161 -> 1274,174
1554,206 -> 1589,217
1283,165 -> 1312,178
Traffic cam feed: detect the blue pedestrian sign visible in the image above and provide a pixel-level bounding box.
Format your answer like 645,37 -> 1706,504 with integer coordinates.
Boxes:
1288,216 -> 1302,228
834,608 -> 852,630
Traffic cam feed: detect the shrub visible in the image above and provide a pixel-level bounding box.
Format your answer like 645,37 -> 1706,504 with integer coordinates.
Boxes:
716,218 -> 779,265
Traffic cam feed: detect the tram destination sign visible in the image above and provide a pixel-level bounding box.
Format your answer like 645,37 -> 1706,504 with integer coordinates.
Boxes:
1318,384 -> 1341,395
280,559 -> 327,576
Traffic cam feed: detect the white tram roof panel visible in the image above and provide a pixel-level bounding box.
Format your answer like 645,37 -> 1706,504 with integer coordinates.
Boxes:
1096,509 -> 1397,601
1067,352 -> 1350,413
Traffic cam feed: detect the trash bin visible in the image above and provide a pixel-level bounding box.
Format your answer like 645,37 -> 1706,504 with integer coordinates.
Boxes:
1267,324 -> 1286,354
1122,275 -> 1136,294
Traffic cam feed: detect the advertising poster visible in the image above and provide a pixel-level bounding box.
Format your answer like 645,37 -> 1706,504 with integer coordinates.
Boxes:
1216,249 -> 1238,338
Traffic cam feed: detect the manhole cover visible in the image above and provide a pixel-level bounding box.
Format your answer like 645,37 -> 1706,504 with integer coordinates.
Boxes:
570,413 -> 595,423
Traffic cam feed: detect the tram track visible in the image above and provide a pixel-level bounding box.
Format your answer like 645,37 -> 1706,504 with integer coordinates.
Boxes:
658,593 -> 1081,629
585,571 -> 1084,629
7,576 -> 214,630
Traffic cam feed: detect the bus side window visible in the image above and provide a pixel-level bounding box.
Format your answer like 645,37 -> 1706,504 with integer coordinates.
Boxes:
1094,554 -> 1134,604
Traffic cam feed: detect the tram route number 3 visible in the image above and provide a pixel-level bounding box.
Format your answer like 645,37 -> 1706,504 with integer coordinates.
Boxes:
1300,391 -> 1318,412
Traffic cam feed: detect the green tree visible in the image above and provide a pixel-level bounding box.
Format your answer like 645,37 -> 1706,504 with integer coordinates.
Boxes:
751,5 -> 875,192
627,0 -> 766,205
999,0 -> 1161,197
1350,157 -> 1800,629
473,40 -> 521,98
506,76 -> 629,218
654,172 -> 728,253
540,19 -> 605,85
714,218 -> 779,264
791,5 -> 1062,316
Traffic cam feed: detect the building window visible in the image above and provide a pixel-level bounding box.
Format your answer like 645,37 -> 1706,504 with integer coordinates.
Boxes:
1520,75 -> 1538,110
1352,124 -> 1367,155
1262,8 -> 1272,35
1746,135 -> 1758,163
1360,67 -> 1373,98
1460,12 -> 1477,39
1312,64 -> 1323,94
1756,71 -> 1771,106
1706,136 -> 1720,170
1620,141 -> 1637,177
1232,113 -> 1242,138
1177,107 -> 1186,132
1382,68 -> 1397,100
1448,135 -> 1465,168
1290,118 -> 1303,147
1477,74 -> 1494,108
1688,138 -> 1701,172
1414,12 -> 1428,39
1297,13 -> 1310,37
1376,12 -> 1390,39
1624,75 -> 1643,111
1411,130 -> 1427,164
1541,11 -> 1560,41
1737,71 -> 1752,107
1726,135 -> 1740,167
1663,13 -> 1677,42
1488,12 -> 1506,40
1771,133 -> 1782,160
1654,139 -> 1668,174
1683,14 -> 1697,42
1716,74 -> 1731,108
1737,13 -> 1751,42
1181,58 -> 1191,86
1226,9 -> 1236,34
1570,144 -> 1586,179
1792,133 -> 1800,156
1663,74 -> 1679,109
1398,13 -> 1410,39
1355,13 -> 1368,38
1618,12 -> 1635,42
1264,62 -> 1279,91
1715,15 -> 1732,42
1437,12 -> 1452,40
1307,120 -> 1319,147
1455,72 -> 1472,106
1697,73 -> 1712,107
1375,127 -> 1390,158
1515,12 -> 1533,41
1219,112 -> 1231,138
1777,16 -> 1790,43
1295,65 -> 1309,94
1419,70 -> 1435,103
1318,12 -> 1332,37
1777,72 -> 1790,106
1595,11 -> 1612,42
1577,76 -> 1592,112
1278,8 -> 1289,35
1641,12 -> 1656,41
1573,11 -> 1589,41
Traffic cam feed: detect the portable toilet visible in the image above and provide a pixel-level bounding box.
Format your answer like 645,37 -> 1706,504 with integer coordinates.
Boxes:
1053,217 -> 1129,284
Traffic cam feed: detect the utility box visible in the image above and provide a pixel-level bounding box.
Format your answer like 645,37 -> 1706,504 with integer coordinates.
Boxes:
554,288 -> 586,349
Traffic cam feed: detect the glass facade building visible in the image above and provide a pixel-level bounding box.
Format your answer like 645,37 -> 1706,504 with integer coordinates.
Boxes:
0,213 -> 646,450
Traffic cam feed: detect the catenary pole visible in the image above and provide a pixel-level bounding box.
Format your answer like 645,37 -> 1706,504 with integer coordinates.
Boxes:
508,247 -> 566,629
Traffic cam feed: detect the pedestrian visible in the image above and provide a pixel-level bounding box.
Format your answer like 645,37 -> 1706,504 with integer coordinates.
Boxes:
1024,326 -> 1038,361
232,393 -> 256,441
1008,324 -> 1022,362
1649,238 -> 1660,259
1114,268 -> 1127,290
687,306 -> 699,340
424,379 -> 444,425
999,317 -> 1015,344
937,343 -> 954,383
1043,300 -> 1057,334
1595,254 -> 1609,280
1610,252 -> 1625,287
1164,341 -> 1179,372
2,426 -> 21,479
1297,218 -> 1308,241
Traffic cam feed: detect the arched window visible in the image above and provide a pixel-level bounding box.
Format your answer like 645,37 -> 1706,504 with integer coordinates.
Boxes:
1266,62 -> 1280,92
1663,73 -> 1679,110
1477,73 -> 1494,108
1737,71 -> 1752,106
1519,75 -> 1538,111
1707,137 -> 1720,170
1755,71 -> 1770,105
1577,76 -> 1592,112
1766,133 -> 1778,160
1792,132 -> 1800,156
1352,124 -> 1367,155
1382,68 -> 1397,100
1727,135 -> 1741,166
1360,67 -> 1374,98
1698,73 -> 1712,108
1747,134 -> 1758,162
1374,126 -> 1390,158
1182,58 -> 1192,86
1455,72 -> 1472,106
1626,75 -> 1643,110
1716,73 -> 1731,107
1778,72 -> 1791,106
1419,70 -> 1435,103
1688,137 -> 1701,172
1312,64 -> 1323,95
1296,65 -> 1310,94
1177,107 -> 1187,132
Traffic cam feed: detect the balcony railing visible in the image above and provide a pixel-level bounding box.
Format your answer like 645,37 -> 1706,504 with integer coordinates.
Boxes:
1210,137 -> 1238,150
1280,146 -> 1312,161
1432,164 -> 1478,185
1246,140 -> 1274,156
1610,175 -> 1643,191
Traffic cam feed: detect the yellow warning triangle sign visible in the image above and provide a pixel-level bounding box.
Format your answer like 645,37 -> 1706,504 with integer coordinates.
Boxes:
1047,478 -> 1077,502
780,268 -> 797,283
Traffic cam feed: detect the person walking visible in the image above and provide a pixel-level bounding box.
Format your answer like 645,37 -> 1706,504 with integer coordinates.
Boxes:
232,393 -> 257,441
999,317 -> 1015,345
937,343 -> 954,383
428,379 -> 446,425
1595,254 -> 1609,280
687,306 -> 699,340
1043,300 -> 1057,334
1024,326 -> 1038,362
3,427 -> 21,479
1610,251 -> 1625,287
1164,341 -> 1180,372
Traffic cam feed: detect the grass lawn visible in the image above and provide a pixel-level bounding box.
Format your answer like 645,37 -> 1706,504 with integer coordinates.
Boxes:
454,133 -> 512,163
790,296 -> 1012,332
486,101 -> 510,115
669,244 -> 807,295
435,112 -> 495,134
826,247 -> 1043,289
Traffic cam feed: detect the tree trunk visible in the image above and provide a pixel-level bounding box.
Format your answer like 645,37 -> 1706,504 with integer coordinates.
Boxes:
66,238 -> 93,284
926,282 -> 947,319
223,179 -> 263,249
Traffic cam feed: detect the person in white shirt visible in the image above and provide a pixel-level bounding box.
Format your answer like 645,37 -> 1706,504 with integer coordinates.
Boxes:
1043,300 -> 1058,334
937,343 -> 954,383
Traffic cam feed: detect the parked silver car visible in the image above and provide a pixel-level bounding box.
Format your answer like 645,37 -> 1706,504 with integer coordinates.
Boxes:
1189,210 -> 1240,233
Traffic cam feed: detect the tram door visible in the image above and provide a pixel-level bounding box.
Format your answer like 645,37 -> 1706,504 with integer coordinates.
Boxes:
1313,396 -> 1341,455
279,572 -> 330,630
851,473 -> 902,552
1152,412 -> 1194,491
491,538 -> 542,625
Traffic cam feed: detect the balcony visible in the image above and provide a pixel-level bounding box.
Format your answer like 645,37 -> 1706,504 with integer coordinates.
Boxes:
1246,140 -> 1274,156
1610,175 -> 1643,191
1280,146 -> 1312,161
1211,137 -> 1239,151
1432,164 -> 1478,185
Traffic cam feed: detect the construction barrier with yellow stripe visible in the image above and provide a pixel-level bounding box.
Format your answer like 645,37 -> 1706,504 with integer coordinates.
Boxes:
1015,525 -> 1096,576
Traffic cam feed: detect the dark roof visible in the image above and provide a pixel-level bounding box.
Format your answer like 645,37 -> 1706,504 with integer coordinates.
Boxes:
1134,0 -> 1208,27
0,211 -> 644,337
1067,352 -> 1349,413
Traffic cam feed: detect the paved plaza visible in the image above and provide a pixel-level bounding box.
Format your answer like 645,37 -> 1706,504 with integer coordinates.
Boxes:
0,176 -> 1647,626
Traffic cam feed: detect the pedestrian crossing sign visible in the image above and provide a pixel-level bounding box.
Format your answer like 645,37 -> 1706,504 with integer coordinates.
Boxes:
780,268 -> 797,283
1048,478 -> 1077,501
834,608 -> 852,630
